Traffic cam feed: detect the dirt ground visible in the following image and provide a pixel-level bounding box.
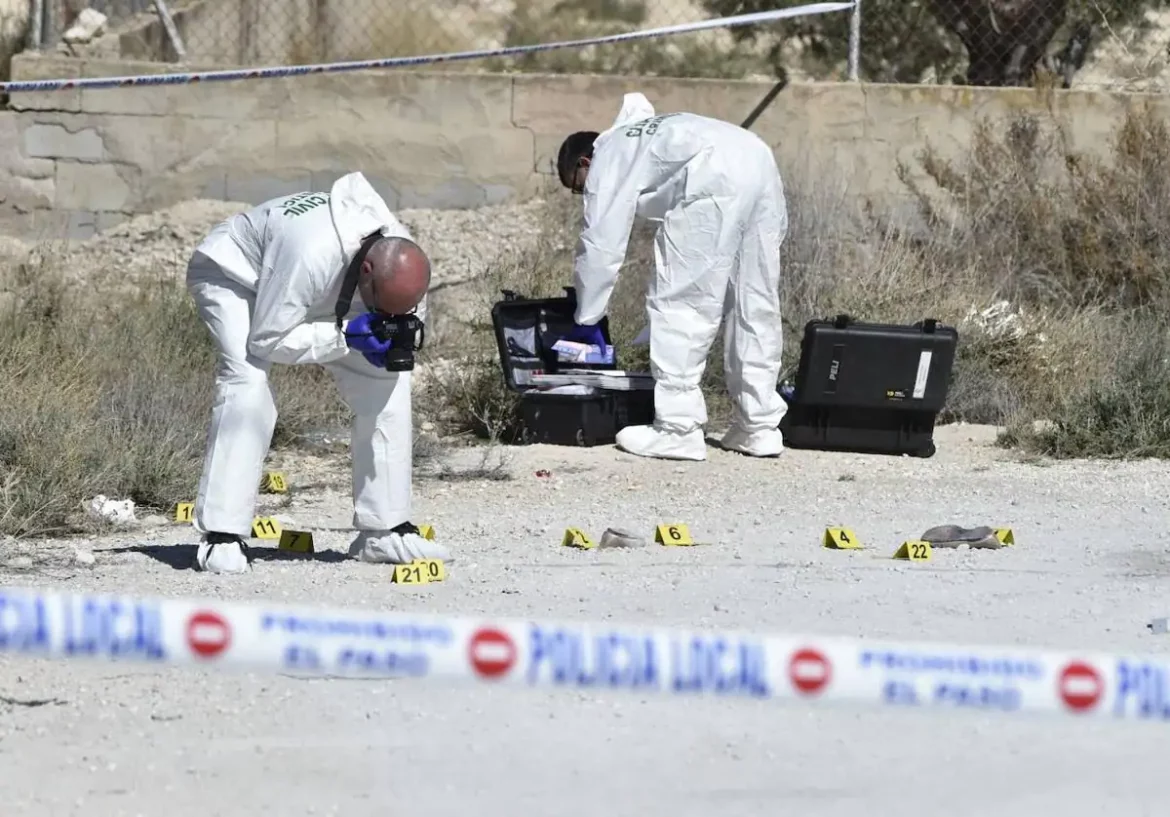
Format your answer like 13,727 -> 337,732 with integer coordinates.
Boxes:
3,423 -> 1170,816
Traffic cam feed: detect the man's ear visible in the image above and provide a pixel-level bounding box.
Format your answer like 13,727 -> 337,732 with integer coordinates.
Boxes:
580,156 -> 591,169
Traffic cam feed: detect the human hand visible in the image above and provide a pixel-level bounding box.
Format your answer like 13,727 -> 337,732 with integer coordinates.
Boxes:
344,312 -> 393,368
564,323 -> 606,350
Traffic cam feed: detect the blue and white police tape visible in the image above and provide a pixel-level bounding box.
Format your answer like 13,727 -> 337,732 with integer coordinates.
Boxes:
4,584 -> 1170,723
0,2 -> 854,95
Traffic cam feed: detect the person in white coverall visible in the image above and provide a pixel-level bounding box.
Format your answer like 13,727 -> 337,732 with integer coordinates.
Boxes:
185,171 -> 450,574
556,92 -> 790,462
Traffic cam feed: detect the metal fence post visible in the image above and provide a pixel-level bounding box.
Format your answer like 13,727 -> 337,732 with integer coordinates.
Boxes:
27,0 -> 45,50
153,0 -> 188,62
847,0 -> 861,81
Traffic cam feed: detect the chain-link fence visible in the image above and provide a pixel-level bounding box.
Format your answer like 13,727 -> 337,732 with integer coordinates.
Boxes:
29,0 -> 854,81
838,0 -> 1170,92
28,0 -> 1170,91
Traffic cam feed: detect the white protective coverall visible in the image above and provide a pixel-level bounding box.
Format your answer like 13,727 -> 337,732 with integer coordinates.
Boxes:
572,93 -> 790,461
186,172 -> 448,571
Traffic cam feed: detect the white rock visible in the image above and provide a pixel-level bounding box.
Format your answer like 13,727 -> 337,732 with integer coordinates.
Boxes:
62,8 -> 107,44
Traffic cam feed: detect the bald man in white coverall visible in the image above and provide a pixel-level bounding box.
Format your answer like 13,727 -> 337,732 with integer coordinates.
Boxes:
557,93 -> 789,462
186,172 -> 450,574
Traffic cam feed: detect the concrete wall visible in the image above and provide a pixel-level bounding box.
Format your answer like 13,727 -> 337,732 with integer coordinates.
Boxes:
0,52 -> 1162,239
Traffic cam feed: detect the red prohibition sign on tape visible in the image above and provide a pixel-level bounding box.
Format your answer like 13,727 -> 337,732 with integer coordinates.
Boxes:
788,647 -> 831,695
1058,660 -> 1104,712
468,627 -> 517,679
186,610 -> 231,659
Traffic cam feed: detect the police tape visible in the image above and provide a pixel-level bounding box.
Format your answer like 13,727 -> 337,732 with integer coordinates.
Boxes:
3,584 -> 1170,723
0,2 -> 854,95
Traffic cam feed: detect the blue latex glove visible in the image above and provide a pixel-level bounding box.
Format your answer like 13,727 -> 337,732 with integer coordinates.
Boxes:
344,312 -> 393,368
564,323 -> 606,350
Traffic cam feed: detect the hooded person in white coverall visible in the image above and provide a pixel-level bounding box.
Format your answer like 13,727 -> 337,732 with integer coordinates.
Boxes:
185,171 -> 450,574
556,93 -> 789,462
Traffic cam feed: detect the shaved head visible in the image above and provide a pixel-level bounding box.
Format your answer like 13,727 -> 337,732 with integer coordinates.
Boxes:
357,236 -> 431,315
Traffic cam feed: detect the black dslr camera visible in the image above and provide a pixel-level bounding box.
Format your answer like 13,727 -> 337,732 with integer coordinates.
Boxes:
368,313 -> 426,372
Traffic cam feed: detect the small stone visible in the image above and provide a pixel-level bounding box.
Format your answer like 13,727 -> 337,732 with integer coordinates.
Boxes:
73,547 -> 96,567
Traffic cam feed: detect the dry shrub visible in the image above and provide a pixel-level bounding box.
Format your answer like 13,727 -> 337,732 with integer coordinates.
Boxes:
0,250 -> 350,537
899,104 -> 1170,457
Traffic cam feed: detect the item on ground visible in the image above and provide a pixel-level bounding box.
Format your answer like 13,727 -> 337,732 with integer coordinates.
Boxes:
1149,618 -> 1170,635
599,527 -> 648,549
84,495 -> 137,527
779,314 -> 957,458
919,524 -> 1003,549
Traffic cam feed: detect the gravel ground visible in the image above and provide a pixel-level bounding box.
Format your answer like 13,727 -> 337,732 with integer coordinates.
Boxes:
3,424 -> 1170,816
0,197 -> 549,297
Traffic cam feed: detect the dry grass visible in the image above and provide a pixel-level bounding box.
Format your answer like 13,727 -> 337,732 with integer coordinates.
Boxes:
0,255 -> 347,538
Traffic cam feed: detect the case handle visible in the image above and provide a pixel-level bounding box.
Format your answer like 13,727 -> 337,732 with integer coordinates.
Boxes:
833,313 -> 851,329
500,289 -> 520,302
921,318 -> 938,333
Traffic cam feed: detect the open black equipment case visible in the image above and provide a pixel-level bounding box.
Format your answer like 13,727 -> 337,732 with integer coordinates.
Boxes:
778,314 -> 958,458
490,287 -> 654,447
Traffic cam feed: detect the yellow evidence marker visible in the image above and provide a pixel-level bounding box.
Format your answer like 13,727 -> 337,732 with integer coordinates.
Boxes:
260,471 -> 288,493
562,528 -> 597,550
418,524 -> 436,541
655,524 -> 694,546
278,529 -> 315,554
823,527 -> 862,550
251,516 -> 283,540
894,540 -> 932,561
994,528 -> 1015,546
392,562 -> 432,584
174,502 -> 194,524
413,558 -> 446,581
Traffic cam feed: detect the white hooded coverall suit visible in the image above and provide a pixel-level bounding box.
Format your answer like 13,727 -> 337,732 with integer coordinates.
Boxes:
186,172 -> 446,566
572,93 -> 790,460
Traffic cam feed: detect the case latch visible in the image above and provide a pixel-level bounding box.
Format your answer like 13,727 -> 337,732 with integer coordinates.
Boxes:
921,318 -> 938,334
833,313 -> 851,329
501,289 -> 520,302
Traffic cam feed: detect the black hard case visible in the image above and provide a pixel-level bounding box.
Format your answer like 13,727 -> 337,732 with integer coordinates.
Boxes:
779,314 -> 958,458
490,288 -> 654,447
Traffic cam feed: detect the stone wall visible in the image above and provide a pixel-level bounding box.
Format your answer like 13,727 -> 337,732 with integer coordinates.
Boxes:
1,52 -> 1163,239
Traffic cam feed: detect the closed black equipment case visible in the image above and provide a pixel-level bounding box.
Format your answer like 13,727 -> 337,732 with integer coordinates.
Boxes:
778,314 -> 958,458
490,287 -> 654,447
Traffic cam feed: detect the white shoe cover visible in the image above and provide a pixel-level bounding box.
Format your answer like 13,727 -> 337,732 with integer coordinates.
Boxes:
615,424 -> 706,461
195,541 -> 251,574
348,530 -> 451,565
721,426 -> 785,457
